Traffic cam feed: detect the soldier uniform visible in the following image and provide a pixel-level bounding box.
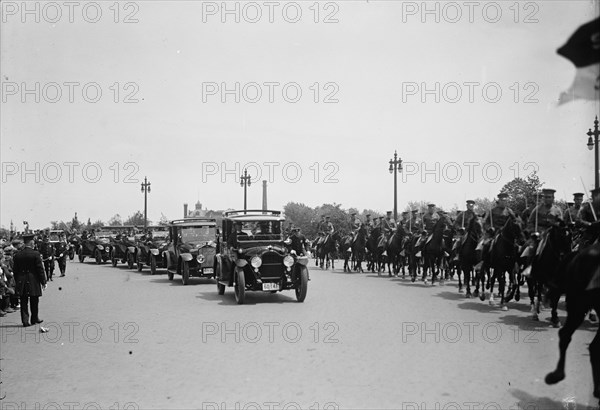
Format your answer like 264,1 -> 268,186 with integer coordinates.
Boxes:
290,227 -> 308,255
527,189 -> 563,234
422,204 -> 440,235
566,193 -> 585,224
483,193 -> 517,232
382,211 -> 396,237
406,210 -> 422,235
365,214 -> 373,235
13,234 -> 47,327
454,200 -> 477,231
578,188 -> 600,247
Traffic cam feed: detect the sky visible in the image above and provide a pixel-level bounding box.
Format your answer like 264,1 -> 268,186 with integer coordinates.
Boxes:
1,0 -> 599,229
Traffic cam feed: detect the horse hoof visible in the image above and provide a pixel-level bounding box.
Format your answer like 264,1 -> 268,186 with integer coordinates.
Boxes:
423,280 -> 428,285
411,277 -> 416,283
479,294 -> 485,301
473,289 -> 479,297
545,371 -> 565,385
458,288 -> 464,293
501,305 -> 508,311
532,313 -> 539,321
515,292 -> 520,302
551,317 -> 560,328
465,293 -> 472,299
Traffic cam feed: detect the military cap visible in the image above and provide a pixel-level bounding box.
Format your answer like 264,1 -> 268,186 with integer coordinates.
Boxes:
386,211 -> 392,214
497,193 -> 509,199
427,203 -> 435,207
351,212 -> 357,216
402,211 -> 409,215
411,209 -> 419,213
22,233 -> 35,242
366,214 -> 371,217
573,193 -> 584,199
325,216 -> 330,219
567,202 -> 574,207
542,188 -> 556,196
466,200 -> 475,205
378,216 -> 384,220
292,226 -> 300,231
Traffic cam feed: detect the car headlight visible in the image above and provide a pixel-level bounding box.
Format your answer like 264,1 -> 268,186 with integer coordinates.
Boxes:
283,255 -> 294,267
97,245 -> 104,250
197,254 -> 206,264
251,256 -> 262,268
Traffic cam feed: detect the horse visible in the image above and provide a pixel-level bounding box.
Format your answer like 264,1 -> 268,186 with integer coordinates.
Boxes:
527,224 -> 573,326
422,215 -> 452,285
404,233 -> 421,282
341,233 -> 354,272
318,231 -> 340,270
351,225 -> 368,273
488,217 -> 524,310
386,226 -> 407,277
457,216 -> 482,297
368,226 -> 387,274
545,241 -> 600,404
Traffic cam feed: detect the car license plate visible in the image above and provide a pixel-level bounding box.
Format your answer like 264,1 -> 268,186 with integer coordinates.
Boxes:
262,282 -> 278,291
203,268 -> 214,274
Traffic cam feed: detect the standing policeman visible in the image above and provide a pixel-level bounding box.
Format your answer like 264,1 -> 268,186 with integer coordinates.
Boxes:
13,233 -> 47,327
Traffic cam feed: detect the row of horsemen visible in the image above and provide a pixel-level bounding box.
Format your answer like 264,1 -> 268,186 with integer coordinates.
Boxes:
311,188 -> 600,317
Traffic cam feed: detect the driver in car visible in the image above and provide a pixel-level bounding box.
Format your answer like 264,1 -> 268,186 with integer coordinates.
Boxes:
228,221 -> 247,250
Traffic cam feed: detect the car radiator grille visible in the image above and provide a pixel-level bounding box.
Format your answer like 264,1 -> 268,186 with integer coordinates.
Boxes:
260,252 -> 283,279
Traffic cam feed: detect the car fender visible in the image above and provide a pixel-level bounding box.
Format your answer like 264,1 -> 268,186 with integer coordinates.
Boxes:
180,253 -> 193,262
162,251 -> 171,268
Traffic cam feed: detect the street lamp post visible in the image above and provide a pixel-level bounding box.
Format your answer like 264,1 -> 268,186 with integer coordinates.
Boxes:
240,169 -> 251,213
140,177 -> 151,229
587,116 -> 600,190
388,150 -> 403,222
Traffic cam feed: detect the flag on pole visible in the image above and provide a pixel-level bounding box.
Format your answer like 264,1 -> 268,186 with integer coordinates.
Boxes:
556,17 -> 600,104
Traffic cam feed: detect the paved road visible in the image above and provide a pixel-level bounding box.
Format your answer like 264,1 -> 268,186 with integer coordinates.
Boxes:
1,259 -> 597,410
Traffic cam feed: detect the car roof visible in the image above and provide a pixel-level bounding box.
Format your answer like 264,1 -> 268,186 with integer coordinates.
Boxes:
169,218 -> 217,227
223,210 -> 284,222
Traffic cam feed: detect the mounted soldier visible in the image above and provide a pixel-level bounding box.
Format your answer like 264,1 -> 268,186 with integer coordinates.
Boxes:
577,188 -> 600,249
364,214 -> 373,235
454,200 -> 482,258
566,192 -> 585,225
416,204 -> 440,248
382,211 -> 396,239
526,188 -> 564,256
406,209 -> 422,235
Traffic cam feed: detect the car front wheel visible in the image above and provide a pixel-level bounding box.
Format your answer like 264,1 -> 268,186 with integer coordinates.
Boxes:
234,268 -> 245,304
295,267 -> 308,302
150,255 -> 157,275
182,261 -> 190,285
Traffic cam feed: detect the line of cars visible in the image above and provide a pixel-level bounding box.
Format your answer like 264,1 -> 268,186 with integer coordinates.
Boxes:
75,210 -> 309,304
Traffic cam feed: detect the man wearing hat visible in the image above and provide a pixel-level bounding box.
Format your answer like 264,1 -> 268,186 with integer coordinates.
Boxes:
398,211 -> 409,229
565,193 -> 585,224
12,233 -> 47,327
527,189 -> 563,235
406,209 -> 422,235
316,216 -> 326,236
289,226 -> 308,256
422,204 -> 440,235
365,214 -> 373,235
483,193 -> 518,233
382,211 -> 396,238
455,200 -> 478,231
350,212 -> 362,232
578,188 -> 600,247
227,221 -> 248,250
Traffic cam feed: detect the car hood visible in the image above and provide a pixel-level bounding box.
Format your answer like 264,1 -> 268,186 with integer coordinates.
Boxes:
239,244 -> 287,258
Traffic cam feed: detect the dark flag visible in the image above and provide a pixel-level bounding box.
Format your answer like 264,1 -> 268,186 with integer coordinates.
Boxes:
557,17 -> 600,104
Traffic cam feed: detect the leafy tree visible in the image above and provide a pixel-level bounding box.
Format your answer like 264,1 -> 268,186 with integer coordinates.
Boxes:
107,214 -> 123,226
500,172 -> 544,215
124,211 -> 148,227
87,218 -> 91,228
315,203 -> 351,235
473,197 -> 496,217
159,213 -> 170,226
283,202 -> 318,238
90,219 -> 104,230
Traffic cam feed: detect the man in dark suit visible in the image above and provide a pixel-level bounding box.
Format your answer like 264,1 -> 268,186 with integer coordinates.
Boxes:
13,233 -> 47,327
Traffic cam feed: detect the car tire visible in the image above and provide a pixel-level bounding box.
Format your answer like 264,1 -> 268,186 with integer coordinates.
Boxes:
78,250 -> 85,263
136,254 -> 143,272
182,262 -> 190,285
95,249 -> 102,265
127,252 -> 135,269
150,255 -> 157,275
234,268 -> 245,305
69,249 -> 75,260
216,260 -> 225,295
295,267 -> 308,303
111,250 -> 117,267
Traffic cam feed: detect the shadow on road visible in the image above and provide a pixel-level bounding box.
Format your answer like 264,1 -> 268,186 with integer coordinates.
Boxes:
509,388 -> 597,410
195,290 -> 298,306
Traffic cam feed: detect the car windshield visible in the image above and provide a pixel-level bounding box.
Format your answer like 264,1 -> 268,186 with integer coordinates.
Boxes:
151,230 -> 169,239
48,233 -> 61,241
181,226 -> 215,243
96,231 -> 112,238
234,220 -> 282,241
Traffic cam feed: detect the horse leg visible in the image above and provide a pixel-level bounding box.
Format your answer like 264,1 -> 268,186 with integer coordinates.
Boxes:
549,288 -> 561,328
458,266 -> 463,293
499,271 -> 508,311
545,300 -> 588,386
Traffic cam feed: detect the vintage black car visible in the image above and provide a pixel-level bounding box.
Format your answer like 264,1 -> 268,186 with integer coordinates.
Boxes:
78,229 -> 112,264
48,230 -> 68,276
164,218 -> 219,285
136,225 -> 170,274
215,210 -> 309,304
108,226 -> 139,269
